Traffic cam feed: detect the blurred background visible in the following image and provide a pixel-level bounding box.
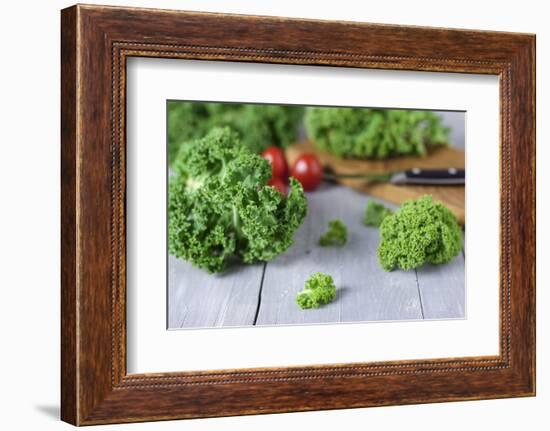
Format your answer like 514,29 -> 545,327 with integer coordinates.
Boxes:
438,111 -> 465,150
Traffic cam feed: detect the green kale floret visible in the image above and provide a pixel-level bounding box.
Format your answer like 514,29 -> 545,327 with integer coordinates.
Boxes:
168,101 -> 304,164
364,200 -> 393,227
167,102 -> 211,163
377,195 -> 462,271
168,127 -> 308,273
296,273 -> 337,309
319,219 -> 348,246
305,107 -> 449,159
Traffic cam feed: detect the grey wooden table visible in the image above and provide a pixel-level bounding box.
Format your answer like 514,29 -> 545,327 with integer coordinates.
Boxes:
168,184 -> 465,329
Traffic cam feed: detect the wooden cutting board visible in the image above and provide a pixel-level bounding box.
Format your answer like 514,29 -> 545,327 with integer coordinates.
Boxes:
285,140 -> 465,225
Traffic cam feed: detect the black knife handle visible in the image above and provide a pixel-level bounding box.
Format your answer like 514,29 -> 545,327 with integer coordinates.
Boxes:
402,168 -> 465,185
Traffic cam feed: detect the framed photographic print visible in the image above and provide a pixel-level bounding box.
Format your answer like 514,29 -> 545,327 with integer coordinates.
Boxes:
61,4 -> 536,425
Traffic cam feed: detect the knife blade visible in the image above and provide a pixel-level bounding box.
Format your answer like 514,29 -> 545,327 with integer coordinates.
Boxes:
324,168 -> 465,185
389,168 -> 465,185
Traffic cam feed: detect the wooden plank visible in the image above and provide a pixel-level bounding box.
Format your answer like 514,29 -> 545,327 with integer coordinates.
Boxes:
168,183 -> 464,327
286,140 -> 465,175
286,140 -> 465,224
255,185 -> 423,326
416,254 -> 466,319
168,256 -> 265,329
361,182 -> 464,225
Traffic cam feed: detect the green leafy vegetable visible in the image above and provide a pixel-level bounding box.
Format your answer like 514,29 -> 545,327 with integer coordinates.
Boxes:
319,219 -> 348,246
167,102 -> 211,163
296,273 -> 337,309
168,101 -> 304,163
364,200 -> 393,227
168,127 -> 308,273
305,107 -> 450,159
377,195 -> 462,271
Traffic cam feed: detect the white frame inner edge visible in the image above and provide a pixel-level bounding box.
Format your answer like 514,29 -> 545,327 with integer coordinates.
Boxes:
126,58 -> 500,373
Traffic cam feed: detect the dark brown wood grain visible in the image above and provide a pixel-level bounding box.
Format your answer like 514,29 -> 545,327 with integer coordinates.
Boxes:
60,5 -> 78,424
61,4 -> 536,425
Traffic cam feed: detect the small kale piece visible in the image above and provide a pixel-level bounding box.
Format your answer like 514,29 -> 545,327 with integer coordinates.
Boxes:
319,219 -> 348,246
364,200 -> 393,227
168,127 -> 307,273
305,107 -> 449,159
296,273 -> 337,309
168,101 -> 304,164
377,195 -> 462,271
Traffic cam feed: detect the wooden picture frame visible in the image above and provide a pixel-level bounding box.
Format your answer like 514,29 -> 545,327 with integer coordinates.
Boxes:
61,4 -> 535,425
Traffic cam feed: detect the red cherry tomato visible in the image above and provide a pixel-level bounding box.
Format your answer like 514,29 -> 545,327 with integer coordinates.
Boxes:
268,177 -> 287,195
261,146 -> 288,180
290,153 -> 323,192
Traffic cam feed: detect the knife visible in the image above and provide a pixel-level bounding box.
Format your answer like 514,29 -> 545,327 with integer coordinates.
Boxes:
325,168 -> 465,185
389,168 -> 465,185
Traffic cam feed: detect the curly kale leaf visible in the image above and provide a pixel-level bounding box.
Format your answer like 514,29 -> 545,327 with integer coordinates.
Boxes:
168,127 -> 307,273
377,195 -> 462,271
296,273 -> 337,309
167,102 -> 211,163
364,200 -> 393,227
305,107 -> 450,159
319,219 -> 348,246
168,101 -> 304,164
